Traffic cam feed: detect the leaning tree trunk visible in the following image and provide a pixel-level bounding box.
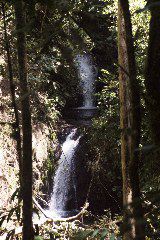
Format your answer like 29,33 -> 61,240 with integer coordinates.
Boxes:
14,1 -> 33,240
1,2 -> 22,187
118,0 -> 145,239
145,0 -> 160,145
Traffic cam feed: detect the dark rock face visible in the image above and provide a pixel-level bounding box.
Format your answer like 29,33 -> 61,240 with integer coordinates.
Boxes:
63,107 -> 98,121
47,126 -> 122,217
73,135 -> 92,209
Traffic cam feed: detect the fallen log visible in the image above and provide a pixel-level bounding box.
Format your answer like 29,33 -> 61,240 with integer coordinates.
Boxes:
0,199 -> 89,240
33,197 -> 89,222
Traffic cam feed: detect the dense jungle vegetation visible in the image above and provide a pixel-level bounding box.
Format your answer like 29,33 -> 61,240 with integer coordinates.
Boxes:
0,0 -> 160,239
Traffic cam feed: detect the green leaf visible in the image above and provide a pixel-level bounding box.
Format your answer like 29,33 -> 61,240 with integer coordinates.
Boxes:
100,228 -> 108,240
72,230 -> 92,240
91,229 -> 99,237
110,233 -> 116,240
34,236 -> 43,240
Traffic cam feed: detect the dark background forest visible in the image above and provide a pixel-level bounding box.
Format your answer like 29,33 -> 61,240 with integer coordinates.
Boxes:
0,0 -> 160,239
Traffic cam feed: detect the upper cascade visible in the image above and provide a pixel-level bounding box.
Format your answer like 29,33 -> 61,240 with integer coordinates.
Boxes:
75,54 -> 97,108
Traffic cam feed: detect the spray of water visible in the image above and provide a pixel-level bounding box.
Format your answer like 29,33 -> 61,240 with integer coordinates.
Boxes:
75,54 -> 97,108
48,129 -> 81,217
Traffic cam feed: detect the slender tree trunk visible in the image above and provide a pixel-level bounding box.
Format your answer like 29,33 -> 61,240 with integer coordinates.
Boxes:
14,1 -> 33,240
145,0 -> 160,145
118,1 -> 145,239
1,2 -> 22,187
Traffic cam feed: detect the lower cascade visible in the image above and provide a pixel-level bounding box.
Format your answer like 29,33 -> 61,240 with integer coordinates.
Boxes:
48,128 -> 81,218
47,53 -> 97,218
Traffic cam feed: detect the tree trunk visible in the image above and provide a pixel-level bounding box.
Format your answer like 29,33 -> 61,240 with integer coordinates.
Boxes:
145,0 -> 160,145
118,0 -> 145,239
14,1 -> 33,240
1,2 -> 22,187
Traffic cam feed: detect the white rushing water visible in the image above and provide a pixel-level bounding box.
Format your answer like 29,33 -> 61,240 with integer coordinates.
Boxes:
48,129 -> 81,217
75,54 -> 97,108
47,54 -> 97,218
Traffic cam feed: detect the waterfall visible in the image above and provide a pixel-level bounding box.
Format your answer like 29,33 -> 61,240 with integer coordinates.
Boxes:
48,129 -> 81,217
47,54 -> 97,218
75,54 -> 97,108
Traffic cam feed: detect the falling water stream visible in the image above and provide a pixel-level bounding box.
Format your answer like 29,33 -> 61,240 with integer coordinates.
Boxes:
48,54 -> 97,217
48,129 -> 81,217
75,54 -> 97,108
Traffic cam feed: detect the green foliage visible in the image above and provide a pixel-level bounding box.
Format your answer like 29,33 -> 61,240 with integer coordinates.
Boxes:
1,0 -> 160,239
71,221 -> 120,239
31,212 -> 120,240
72,230 -> 93,240
34,236 -> 43,240
136,2 -> 160,13
0,187 -> 22,230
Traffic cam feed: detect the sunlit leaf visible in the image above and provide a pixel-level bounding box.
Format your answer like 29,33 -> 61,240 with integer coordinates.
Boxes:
136,2 -> 160,13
